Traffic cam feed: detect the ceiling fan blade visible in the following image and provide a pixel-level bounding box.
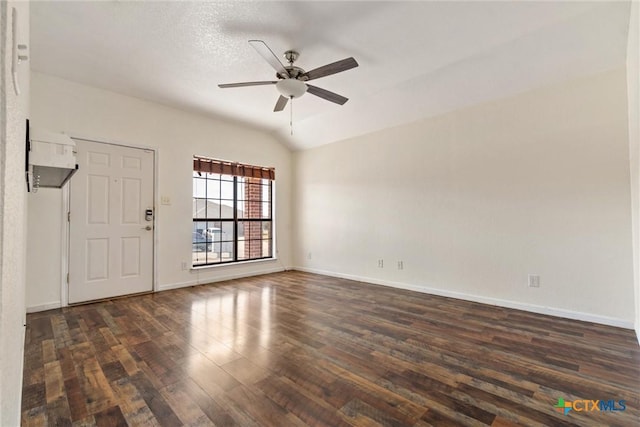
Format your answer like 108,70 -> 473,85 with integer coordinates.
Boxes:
218,81 -> 278,88
306,84 -> 348,105
303,57 -> 358,81
273,95 -> 289,112
249,40 -> 290,78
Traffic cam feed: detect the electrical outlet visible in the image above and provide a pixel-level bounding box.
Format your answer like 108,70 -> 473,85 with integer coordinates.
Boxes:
378,259 -> 384,268
160,195 -> 171,205
181,261 -> 188,271
528,274 -> 540,288
398,261 -> 403,270
307,252 -> 312,260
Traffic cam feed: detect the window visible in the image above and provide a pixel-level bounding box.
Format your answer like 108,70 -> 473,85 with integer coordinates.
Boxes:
192,156 -> 274,266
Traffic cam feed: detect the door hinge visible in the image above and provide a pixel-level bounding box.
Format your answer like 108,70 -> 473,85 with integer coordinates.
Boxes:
66,273 -> 69,284
67,211 -> 71,222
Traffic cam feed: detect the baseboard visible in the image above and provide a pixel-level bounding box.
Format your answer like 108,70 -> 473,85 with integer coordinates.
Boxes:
158,266 -> 286,292
26,268 -> 288,310
294,266 -> 634,329
158,279 -> 200,291
26,301 -> 62,313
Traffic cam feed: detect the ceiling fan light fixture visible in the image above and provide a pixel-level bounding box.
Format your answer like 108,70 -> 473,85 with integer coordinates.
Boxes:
276,78 -> 307,98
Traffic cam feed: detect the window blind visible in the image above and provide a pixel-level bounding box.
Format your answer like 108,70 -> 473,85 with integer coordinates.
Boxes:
193,156 -> 275,180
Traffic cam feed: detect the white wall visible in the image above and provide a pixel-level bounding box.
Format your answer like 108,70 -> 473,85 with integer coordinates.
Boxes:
0,1 -> 29,424
27,72 -> 292,311
26,188 -> 62,310
294,67 -> 635,327
627,1 -> 640,340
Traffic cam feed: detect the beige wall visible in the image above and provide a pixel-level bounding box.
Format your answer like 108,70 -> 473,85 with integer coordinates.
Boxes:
0,1 -> 29,424
627,1 -> 640,339
294,67 -> 635,326
27,72 -> 293,311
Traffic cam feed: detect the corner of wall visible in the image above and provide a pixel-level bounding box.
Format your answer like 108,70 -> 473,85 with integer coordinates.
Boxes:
627,0 -> 640,345
0,0 -> 30,424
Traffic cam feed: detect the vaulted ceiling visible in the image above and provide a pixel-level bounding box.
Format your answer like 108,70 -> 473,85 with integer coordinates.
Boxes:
30,1 -> 632,150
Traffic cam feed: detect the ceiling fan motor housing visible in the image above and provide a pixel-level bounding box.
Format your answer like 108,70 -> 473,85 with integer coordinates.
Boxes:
276,50 -> 308,98
282,66 -> 307,80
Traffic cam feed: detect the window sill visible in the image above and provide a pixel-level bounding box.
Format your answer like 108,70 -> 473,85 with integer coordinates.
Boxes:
190,257 -> 278,271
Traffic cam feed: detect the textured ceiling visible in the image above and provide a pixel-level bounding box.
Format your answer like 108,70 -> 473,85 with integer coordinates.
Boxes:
30,1 -> 631,150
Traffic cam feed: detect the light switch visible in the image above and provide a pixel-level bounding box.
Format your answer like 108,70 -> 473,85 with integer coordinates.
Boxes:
160,196 -> 171,205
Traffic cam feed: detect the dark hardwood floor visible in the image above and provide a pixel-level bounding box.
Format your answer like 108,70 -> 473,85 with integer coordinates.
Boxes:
22,271 -> 640,426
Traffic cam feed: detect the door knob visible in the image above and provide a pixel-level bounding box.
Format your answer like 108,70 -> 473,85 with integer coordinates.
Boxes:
142,225 -> 152,231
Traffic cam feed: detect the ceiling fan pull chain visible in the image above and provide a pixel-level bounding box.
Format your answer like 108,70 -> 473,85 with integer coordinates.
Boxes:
290,96 -> 294,136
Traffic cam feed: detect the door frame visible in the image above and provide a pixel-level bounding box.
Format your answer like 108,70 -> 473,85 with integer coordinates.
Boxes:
60,134 -> 158,307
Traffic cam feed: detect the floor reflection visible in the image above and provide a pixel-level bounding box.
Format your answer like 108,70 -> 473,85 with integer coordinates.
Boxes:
189,285 -> 273,368
260,286 -> 271,348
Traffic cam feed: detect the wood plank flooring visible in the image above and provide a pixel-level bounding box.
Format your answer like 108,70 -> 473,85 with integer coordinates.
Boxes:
22,271 -> 640,426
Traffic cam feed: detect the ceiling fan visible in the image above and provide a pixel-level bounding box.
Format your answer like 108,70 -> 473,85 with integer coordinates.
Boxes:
218,40 -> 358,112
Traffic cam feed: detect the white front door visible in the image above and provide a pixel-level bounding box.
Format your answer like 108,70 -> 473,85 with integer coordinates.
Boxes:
69,139 -> 154,304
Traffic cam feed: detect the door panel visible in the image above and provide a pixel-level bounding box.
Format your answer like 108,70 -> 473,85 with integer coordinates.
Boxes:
86,238 -> 109,281
88,174 -> 109,224
69,139 -> 154,304
121,237 -> 140,277
122,178 -> 141,224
